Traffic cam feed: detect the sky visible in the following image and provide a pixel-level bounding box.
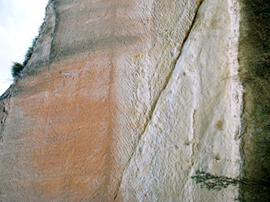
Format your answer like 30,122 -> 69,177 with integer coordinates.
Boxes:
0,0 -> 48,95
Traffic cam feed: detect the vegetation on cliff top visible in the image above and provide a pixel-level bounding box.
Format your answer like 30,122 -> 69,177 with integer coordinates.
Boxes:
11,20 -> 45,79
11,36 -> 38,78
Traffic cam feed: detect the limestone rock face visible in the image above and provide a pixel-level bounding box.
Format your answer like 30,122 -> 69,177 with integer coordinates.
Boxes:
0,0 -> 242,201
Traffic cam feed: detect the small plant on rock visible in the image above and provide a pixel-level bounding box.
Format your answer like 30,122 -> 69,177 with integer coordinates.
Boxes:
191,170 -> 241,191
11,62 -> 24,78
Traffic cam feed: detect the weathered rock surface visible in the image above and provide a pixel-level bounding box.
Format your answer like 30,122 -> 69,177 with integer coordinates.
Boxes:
0,0 -> 244,201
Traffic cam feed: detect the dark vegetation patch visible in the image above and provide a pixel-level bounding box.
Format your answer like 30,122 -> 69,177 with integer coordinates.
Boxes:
192,170 -> 270,201
11,62 -> 24,78
11,21 -> 45,79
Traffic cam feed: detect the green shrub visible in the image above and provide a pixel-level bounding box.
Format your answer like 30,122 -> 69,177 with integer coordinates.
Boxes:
22,36 -> 38,66
191,170 -> 241,191
11,62 -> 24,78
192,170 -> 270,201
11,19 -> 44,79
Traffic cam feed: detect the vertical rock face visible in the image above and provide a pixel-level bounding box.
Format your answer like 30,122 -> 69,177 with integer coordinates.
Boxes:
238,0 -> 270,201
0,0 -> 244,201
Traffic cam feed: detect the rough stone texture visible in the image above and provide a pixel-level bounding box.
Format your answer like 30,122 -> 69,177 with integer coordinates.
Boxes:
116,0 -> 242,201
0,0 -> 243,201
238,0 -> 270,201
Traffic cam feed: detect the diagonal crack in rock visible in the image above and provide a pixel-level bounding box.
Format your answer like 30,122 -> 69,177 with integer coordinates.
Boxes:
113,0 -> 205,200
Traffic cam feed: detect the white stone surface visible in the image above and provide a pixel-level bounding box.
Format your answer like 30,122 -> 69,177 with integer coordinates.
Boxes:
116,0 -> 242,201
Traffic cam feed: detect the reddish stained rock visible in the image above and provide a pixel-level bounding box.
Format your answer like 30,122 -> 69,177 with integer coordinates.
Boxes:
17,51 -> 120,200
0,0 -> 149,199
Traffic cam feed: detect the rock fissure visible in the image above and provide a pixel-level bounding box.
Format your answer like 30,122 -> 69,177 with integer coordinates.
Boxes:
48,0 -> 58,67
113,1 -> 205,199
0,104 -> 7,141
191,109 -> 197,159
0,86 -> 14,141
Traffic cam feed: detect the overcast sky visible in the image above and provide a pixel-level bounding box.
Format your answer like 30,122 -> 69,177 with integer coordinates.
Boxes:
0,0 -> 48,95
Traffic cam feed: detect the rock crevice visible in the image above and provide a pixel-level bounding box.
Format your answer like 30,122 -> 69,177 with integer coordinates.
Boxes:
114,1 -> 205,200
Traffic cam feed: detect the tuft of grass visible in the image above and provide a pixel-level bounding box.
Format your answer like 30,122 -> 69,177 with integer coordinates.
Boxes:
11,36 -> 39,79
191,170 -> 240,191
23,36 -> 38,67
10,20 -> 45,79
11,62 -> 24,78
192,170 -> 270,201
